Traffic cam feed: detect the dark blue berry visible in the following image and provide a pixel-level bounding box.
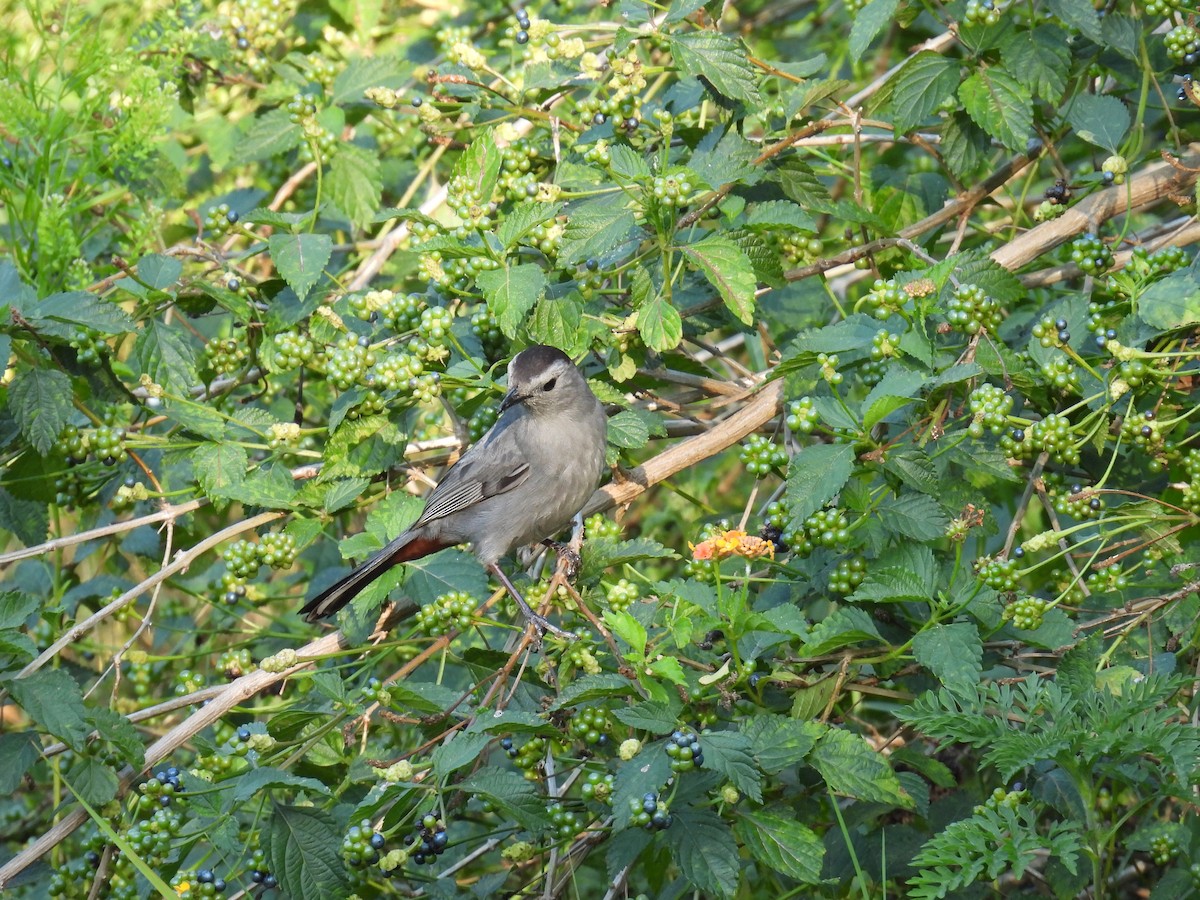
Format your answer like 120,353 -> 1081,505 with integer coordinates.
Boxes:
500,737 -> 513,749
226,210 -> 239,224
214,879 -> 226,892
226,277 -> 240,292
411,96 -> 422,107
237,725 -> 251,741
252,871 -> 265,883
198,869 -> 214,883
1105,329 -> 1117,340
1057,330 -> 1070,343
1055,318 -> 1068,330
237,37 -> 250,50
1012,429 -> 1025,442
1141,425 -> 1153,437
592,112 -> 606,125
432,830 -> 448,848
370,832 -> 385,849
516,30 -> 529,43
1144,410 -> 1155,420
263,874 -> 278,889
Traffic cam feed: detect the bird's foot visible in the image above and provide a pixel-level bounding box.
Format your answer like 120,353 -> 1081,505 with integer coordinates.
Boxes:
524,610 -> 577,641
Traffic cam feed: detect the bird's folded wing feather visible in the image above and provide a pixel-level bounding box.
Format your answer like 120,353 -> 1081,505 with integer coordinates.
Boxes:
415,450 -> 532,526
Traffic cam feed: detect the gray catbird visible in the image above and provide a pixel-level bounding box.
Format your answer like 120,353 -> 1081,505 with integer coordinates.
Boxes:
300,344 -> 607,636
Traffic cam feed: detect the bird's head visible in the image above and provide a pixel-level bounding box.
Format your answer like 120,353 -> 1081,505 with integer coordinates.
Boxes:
499,344 -> 592,417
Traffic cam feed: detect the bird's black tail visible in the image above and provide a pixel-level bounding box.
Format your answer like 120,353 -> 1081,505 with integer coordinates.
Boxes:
300,531 -> 447,622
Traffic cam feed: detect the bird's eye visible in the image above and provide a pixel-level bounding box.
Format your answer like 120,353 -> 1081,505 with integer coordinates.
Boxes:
542,377 -> 557,392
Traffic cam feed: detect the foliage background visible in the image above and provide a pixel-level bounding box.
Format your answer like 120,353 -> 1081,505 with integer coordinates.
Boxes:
2,0 -> 1200,897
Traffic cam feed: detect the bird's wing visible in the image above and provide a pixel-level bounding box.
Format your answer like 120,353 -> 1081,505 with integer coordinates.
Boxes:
414,439 -> 531,527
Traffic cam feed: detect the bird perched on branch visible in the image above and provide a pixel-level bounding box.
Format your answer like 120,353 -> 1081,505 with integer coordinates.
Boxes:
301,344 -> 608,637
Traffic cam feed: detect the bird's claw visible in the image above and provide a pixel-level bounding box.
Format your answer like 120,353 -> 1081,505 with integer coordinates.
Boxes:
543,539 -> 582,581
526,611 -> 577,642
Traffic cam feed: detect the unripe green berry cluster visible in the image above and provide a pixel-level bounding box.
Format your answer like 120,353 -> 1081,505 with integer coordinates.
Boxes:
946,283 -> 1002,334
416,590 -> 475,636
665,729 -> 704,772
864,278 -> 905,319
1041,355 -> 1080,393
1165,24 -> 1200,63
1004,595 -> 1048,630
567,706 -> 611,746
829,556 -> 867,594
964,0 -> 1006,25
1032,315 -> 1071,348
786,396 -> 819,433
977,555 -> 1019,591
580,770 -> 615,804
967,384 -> 1014,437
628,792 -> 673,830
546,801 -> 580,839
605,577 -> 639,612
1029,413 -> 1080,464
342,818 -> 387,868
205,337 -> 247,376
739,433 -> 788,476
1069,233 -> 1114,275
1051,483 -> 1105,520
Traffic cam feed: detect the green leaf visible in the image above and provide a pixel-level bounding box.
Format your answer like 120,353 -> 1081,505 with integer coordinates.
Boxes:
604,609 -> 648,657
699,731 -> 763,802
431,732 -> 493,778
861,368 -> 927,429
608,143 -> 652,181
958,69 -> 1033,151
612,700 -> 676,733
891,53 -> 960,133
1000,27 -> 1070,103
785,443 -> 856,524
1047,0 -> 1102,41
913,623 -> 983,695
0,490 -> 47,549
803,606 -> 884,655
878,493 -> 949,541
744,200 -> 816,233
689,128 -> 760,190
0,591 -> 38,630
940,111 -> 991,179
234,108 -> 303,165
327,145 -> 382,227
192,442 -> 248,504
69,757 -> 119,806
10,367 -> 71,455
87,708 -> 144,767
528,293 -> 583,353
559,196 -> 640,266
331,55 -> 406,105
269,233 -> 333,302
496,200 -> 564,248
670,32 -> 761,105
743,716 -> 819,773
9,668 -> 90,751
734,809 -> 824,883
551,673 -> 636,709
677,235 -> 757,324
37,291 -> 135,334
451,130 -> 503,217
1139,271 -> 1200,330
137,254 -> 183,290
810,726 -> 912,806
133,320 -> 200,392
460,767 -> 547,832
636,285 -> 682,352
612,747 -> 672,828
0,733 -> 40,793
607,410 -> 651,450
267,804 -> 350,900
1066,93 -> 1129,154
668,808 -> 741,898
477,263 -> 546,337
850,0 -> 901,60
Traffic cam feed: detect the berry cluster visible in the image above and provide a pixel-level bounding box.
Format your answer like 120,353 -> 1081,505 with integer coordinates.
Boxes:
1029,413 -> 1081,465
1031,315 -> 1071,349
664,729 -> 704,772
171,868 -> 227,897
138,766 -> 184,811
205,337 -> 248,376
270,330 -> 315,370
342,819 -> 387,868
566,706 -> 611,746
1069,233 -> 1114,275
226,0 -> 290,75
124,806 -> 183,864
70,327 -> 106,364
650,172 -> 695,208
1003,595 -> 1048,630
739,433 -> 788,476
967,384 -> 1014,437
945,283 -> 1002,335
1149,833 -> 1181,865
863,278 -> 906,319
1120,409 -> 1162,450
780,233 -> 824,266
829,556 -> 867,594
1041,355 -> 1080,394
286,93 -> 337,161
604,578 -> 639,612
1051,483 -> 1104,520
817,352 -> 843,385
1165,24 -> 1200,64
562,635 -> 603,677
580,770 -> 615,804
1085,563 -> 1129,594
977,556 -> 1019,591
325,335 -> 376,390
217,648 -> 253,679
248,848 -> 279,890
628,792 -> 673,830
785,396 -> 820,434
173,669 -> 206,697
203,203 -> 240,238
546,802 -> 580,839
447,171 -> 496,232
409,813 -> 449,865
416,590 -> 475,636
963,0 -> 1007,25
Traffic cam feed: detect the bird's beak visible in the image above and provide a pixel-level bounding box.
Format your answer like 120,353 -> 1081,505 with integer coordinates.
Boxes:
499,388 -> 526,413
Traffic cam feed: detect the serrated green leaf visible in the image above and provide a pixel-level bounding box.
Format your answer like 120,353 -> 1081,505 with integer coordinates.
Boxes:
87,708 -> 144,768
878,493 -> 949,541
267,804 -> 349,900
10,367 -> 71,455
1066,93 -> 1129,154
133,320 -> 199,392
891,52 -> 960,133
670,32 -> 761,105
785,444 -> 856,524
744,716 -> 819,773
669,808 -> 741,898
478,263 -> 546,337
613,701 -> 676,733
1000,27 -> 1070,103
69,757 -> 119,807
528,293 -> 584,354
678,235 -> 756,324
700,731 -> 763,802
559,196 -> 640,266
137,254 -> 182,290
735,809 -> 824,883
689,127 -> 760,190
235,108 -> 303,165
940,111 -> 991,179
36,291 -> 135,335
192,442 -> 248,503
604,609 -> 648,657
1138,271 -> 1200,330
9,668 -> 90,751
327,145 -> 382,227
959,69 -> 1033,151
460,767 -> 547,832
552,673 -> 638,709
913,623 -> 983,695
496,200 -> 564,248
0,733 -> 41,794
810,727 -> 912,806
637,288 -> 682,352
0,591 -> 38,630
861,367 -> 927,429
431,732 -> 493,777
609,143 -> 651,181
452,130 -> 503,218
1047,0 -> 1102,41
607,409 -> 650,449
803,606 -> 884,656
744,200 -> 816,232
613,748 -> 673,828
269,233 -> 332,302
850,0 -> 901,59
331,55 -> 406,105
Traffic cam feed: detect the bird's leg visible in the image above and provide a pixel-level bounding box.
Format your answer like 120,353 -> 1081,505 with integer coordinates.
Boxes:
541,539 -> 581,581
488,563 -> 577,641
